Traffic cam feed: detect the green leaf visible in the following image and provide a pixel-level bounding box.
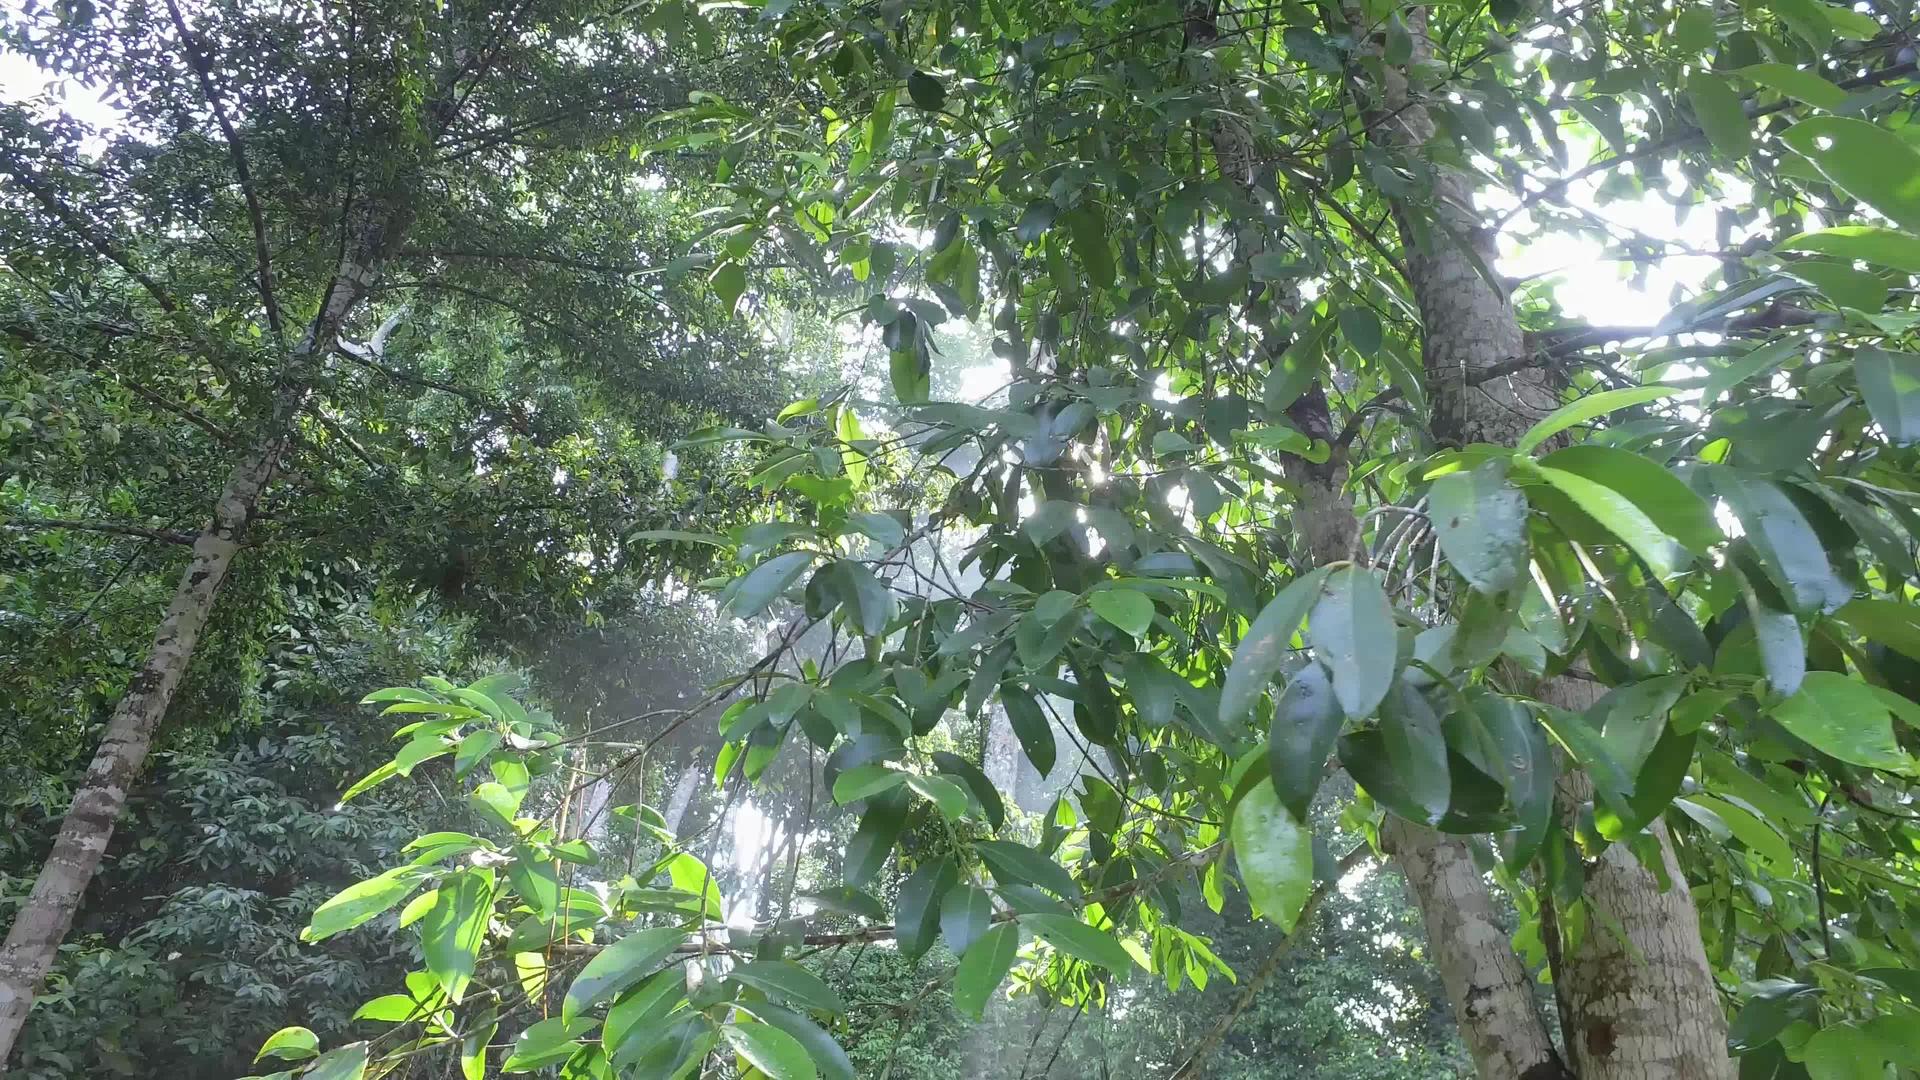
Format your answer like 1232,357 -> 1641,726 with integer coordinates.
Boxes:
1738,62 -> 1848,108
666,853 -> 725,919
1744,575 -> 1807,696
1536,465 -> 1684,578
1456,695 -> 1554,864
303,865 -> 422,942
460,1023 -> 492,1080
1514,385 -> 1679,453
1229,781 -> 1313,930
797,885 -> 887,921
889,345 -> 930,404
1855,347 -> 1920,446
847,511 -> 906,548
1283,25 -> 1342,72
1310,567 -> 1398,718
1779,227 -> 1920,272
1714,470 -> 1851,614
622,1015 -> 716,1077
254,1026 -> 319,1063
940,885 -> 995,956
628,529 -> 730,547
1687,70 -> 1751,157
843,794 -> 907,888
1726,980 -> 1822,1052
931,750 -> 1007,830
303,1043 -> 370,1080
602,974 -> 684,1064
1000,684 -> 1057,777
507,847 -> 560,920
1263,350 -> 1317,415
422,868 -> 494,1004
1338,307 -> 1383,357
895,856 -> 956,959
728,960 -> 846,1015
1427,460 -> 1529,593
952,922 -> 1019,1019
1221,567 -> 1332,727
905,773 -> 972,819
470,781 -> 521,829
1267,663 -> 1344,821
1701,337 -> 1799,402
744,1004 -> 854,1080
1672,6 -> 1716,51
503,1016 -> 597,1072
1781,117 -> 1920,233
831,763 -> 907,804
906,70 -> 946,111
1016,200 -> 1058,244
1682,795 -> 1793,869
1088,589 -> 1153,637
453,730 -> 501,777
975,839 -> 1080,899
352,994 -> 427,1022
710,261 -> 747,315
1786,259 -> 1888,311
563,926 -> 686,1023
1801,1023 -> 1884,1080
1067,202 -> 1115,288
1771,672 -> 1910,771
1539,444 -> 1721,555
730,551 -> 818,618
1380,679 -> 1452,825
1837,598 -> 1920,662
1024,913 -> 1136,970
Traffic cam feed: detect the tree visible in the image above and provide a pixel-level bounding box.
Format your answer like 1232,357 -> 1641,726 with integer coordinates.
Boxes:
65,0 -> 1920,1077
0,0 -> 799,1057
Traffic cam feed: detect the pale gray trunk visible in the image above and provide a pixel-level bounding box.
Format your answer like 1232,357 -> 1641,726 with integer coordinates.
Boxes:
1544,691 -> 1733,1080
1360,10 -> 1733,1079
576,776 -> 614,845
1383,820 -> 1567,1079
0,201 -> 411,1065
1180,18 -> 1565,1075
984,705 -> 1020,796
662,765 -> 702,840
1202,27 -> 1565,1076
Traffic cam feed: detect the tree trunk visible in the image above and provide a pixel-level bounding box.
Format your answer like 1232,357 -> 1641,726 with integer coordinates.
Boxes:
1355,10 -> 1734,1079
1198,22 -> 1567,1076
1545,693 -> 1733,1080
0,200 -> 411,1065
1383,820 -> 1568,1080
663,764 -> 702,840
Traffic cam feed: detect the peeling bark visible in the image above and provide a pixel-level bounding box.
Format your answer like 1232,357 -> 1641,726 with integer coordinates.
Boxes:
0,197 -> 413,1065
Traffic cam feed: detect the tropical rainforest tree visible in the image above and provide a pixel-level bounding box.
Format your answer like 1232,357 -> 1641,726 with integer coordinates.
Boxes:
11,0 -> 1920,1076
0,0 -> 799,1058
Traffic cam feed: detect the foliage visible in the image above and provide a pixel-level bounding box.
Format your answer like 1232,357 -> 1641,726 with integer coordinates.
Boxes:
1,602 -> 461,1078
261,0 -> 1920,1075
8,0 -> 1920,1074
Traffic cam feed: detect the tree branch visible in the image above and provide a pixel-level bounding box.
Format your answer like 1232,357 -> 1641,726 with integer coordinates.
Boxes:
0,146 -> 179,314
1503,59 -> 1918,226
1165,842 -> 1372,1080
162,0 -> 282,334
4,518 -> 199,546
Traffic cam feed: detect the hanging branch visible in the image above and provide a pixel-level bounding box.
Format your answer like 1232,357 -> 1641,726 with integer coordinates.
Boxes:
1164,841 -> 1371,1080
161,0 -> 283,335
